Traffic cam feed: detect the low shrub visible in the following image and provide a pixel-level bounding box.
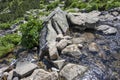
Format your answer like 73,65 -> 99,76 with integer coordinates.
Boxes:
46,0 -> 60,10
0,33 -> 21,58
20,18 -> 43,49
0,23 -> 11,30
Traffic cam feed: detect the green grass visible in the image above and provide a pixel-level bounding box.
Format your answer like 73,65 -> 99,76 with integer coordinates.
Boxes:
64,0 -> 120,11
0,33 -> 21,58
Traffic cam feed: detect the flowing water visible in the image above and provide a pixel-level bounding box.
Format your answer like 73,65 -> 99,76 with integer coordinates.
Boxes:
61,11 -> 120,80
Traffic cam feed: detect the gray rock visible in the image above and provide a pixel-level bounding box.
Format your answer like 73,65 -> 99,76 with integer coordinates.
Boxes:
67,12 -> 86,26
103,27 -> 117,34
7,70 -> 14,80
0,66 -> 8,74
63,36 -> 72,40
57,39 -> 72,50
111,11 -> 119,16
48,41 -> 59,60
61,44 -> 82,58
81,32 -> 95,42
13,77 -> 19,80
21,69 -> 58,80
60,63 -> 88,80
39,7 -> 69,58
99,14 -> 115,21
67,11 -> 100,30
96,25 -> 110,31
46,20 -> 58,42
53,59 -> 65,69
52,7 -> 69,34
15,61 -> 38,78
85,11 -> 100,28
56,34 -> 64,42
88,42 -> 100,52
96,25 -> 117,34
78,44 -> 83,49
51,67 -> 59,72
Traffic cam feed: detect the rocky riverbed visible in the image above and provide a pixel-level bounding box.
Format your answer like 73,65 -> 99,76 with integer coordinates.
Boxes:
0,7 -> 120,80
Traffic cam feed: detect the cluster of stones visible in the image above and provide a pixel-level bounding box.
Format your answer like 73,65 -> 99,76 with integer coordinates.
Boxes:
0,7 -> 120,80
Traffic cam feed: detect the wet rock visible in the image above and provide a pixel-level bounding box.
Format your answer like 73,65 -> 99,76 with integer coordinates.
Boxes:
21,69 -> 58,80
53,59 -> 65,69
46,20 -> 58,42
103,27 -> 117,34
78,44 -> 83,49
51,67 -> 59,72
72,37 -> 86,44
15,61 -> 38,78
98,51 -> 107,60
61,44 -> 82,58
13,77 -> 19,80
57,39 -> 72,51
81,32 -> 95,42
60,63 -> 88,80
88,42 -> 100,52
52,7 -> 69,34
48,42 -> 59,60
96,25 -> 117,34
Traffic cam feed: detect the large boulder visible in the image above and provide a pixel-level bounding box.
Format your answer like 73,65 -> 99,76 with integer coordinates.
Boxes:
48,41 -> 59,60
21,69 -> 58,80
57,39 -> 72,51
14,61 -> 38,78
88,42 -> 100,52
61,44 -> 82,58
39,7 -> 69,59
60,63 -> 88,80
67,11 -> 100,30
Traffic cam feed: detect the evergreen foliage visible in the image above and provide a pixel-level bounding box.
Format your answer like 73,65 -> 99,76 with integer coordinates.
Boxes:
20,17 -> 43,49
0,0 -> 40,23
0,33 -> 21,58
